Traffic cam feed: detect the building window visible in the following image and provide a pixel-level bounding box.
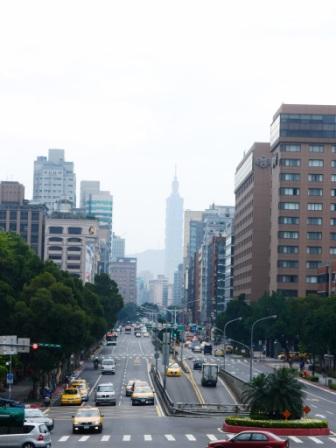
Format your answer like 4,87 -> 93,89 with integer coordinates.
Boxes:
48,245 -> 62,251
306,246 -> 322,255
68,237 -> 82,242
279,231 -> 299,239
306,261 -> 321,269
280,159 -> 301,167
331,233 -> 336,240
49,226 -> 63,234
277,289 -> 298,297
278,245 -> 299,254
332,145 -> 336,153
280,188 -> 300,196
307,203 -> 323,211
279,216 -> 299,225
20,211 -> 28,220
306,276 -> 318,284
9,222 -> 16,232
308,188 -> 323,196
307,232 -> 322,240
330,247 -> 336,255
68,227 -> 82,235
331,189 -> 336,197
308,174 -> 323,182
308,159 -> 324,167
281,144 -> 301,152
307,217 -> 322,225
67,264 -> 81,270
331,204 -> 336,211
49,254 -> 62,260
67,246 -> 81,252
10,211 -> 17,220
67,255 -> 81,260
279,202 -> 300,210
309,145 -> 324,153
331,218 -> 336,226
332,175 -> 336,182
0,211 -> 6,220
278,260 -> 299,268
277,275 -> 298,283
32,212 -> 40,221
49,237 -> 63,242
280,173 -> 300,181
332,161 -> 336,168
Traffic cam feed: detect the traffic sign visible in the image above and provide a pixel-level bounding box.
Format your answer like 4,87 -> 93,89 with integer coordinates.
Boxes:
0,335 -> 18,355
178,325 -> 185,332
6,373 -> 14,385
17,338 -> 30,353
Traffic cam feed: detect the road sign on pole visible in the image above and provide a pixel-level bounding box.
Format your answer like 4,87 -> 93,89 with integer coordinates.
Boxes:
6,372 -> 14,385
17,338 -> 30,353
0,335 -> 18,355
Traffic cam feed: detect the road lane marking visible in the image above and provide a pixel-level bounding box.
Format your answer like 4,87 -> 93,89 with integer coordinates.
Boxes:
144,434 -> 152,441
218,376 -> 238,404
123,435 -> 131,441
186,434 -> 196,441
327,411 -> 333,415
89,373 -> 102,396
207,434 -> 217,441
315,414 -> 326,418
329,437 -> 336,443
309,436 -> 324,444
101,435 -> 110,441
78,435 -> 90,442
165,434 -> 176,441
58,436 -> 70,442
289,436 -> 303,443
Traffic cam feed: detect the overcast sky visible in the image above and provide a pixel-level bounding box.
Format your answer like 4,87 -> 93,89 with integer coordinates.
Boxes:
1,0 -> 336,253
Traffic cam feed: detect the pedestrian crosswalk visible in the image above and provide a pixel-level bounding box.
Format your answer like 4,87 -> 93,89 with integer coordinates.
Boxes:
53,432 -> 336,444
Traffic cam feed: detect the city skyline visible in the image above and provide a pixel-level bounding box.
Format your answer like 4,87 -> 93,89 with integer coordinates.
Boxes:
2,1 -> 336,253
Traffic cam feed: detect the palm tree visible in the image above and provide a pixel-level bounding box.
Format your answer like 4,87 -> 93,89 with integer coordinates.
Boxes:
242,368 -> 304,420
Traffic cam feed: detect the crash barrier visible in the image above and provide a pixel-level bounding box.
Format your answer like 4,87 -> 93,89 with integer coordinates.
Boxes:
150,365 -> 249,417
218,368 -> 247,402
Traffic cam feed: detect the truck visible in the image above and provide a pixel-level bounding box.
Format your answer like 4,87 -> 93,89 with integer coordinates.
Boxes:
106,331 -> 118,345
201,363 -> 219,387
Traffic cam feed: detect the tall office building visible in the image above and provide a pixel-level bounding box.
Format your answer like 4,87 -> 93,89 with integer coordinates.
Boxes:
110,257 -> 137,304
183,210 -> 203,261
0,181 -> 47,258
233,143 -> 272,301
33,149 -> 76,212
111,233 -> 125,261
149,275 -> 168,306
270,104 -> 336,297
164,174 -> 184,282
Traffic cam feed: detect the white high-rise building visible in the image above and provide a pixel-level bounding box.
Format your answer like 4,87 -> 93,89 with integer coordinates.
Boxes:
164,174 -> 183,282
33,149 -> 76,212
111,233 -> 125,261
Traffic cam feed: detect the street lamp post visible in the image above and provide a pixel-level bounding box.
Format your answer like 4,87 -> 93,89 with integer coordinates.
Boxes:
223,317 -> 242,370
249,315 -> 277,381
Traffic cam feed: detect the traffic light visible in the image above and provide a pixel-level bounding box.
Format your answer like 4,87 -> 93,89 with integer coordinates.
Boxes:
31,343 -> 39,350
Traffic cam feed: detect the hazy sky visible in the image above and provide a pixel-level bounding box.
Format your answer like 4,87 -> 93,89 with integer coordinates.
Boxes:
1,0 -> 336,253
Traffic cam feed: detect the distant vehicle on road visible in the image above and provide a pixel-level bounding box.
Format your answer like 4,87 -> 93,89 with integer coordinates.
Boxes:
166,363 -> 182,377
24,407 -> 54,431
214,348 -> 224,357
193,358 -> 203,370
131,385 -> 154,406
124,325 -> 132,334
192,345 -> 202,353
101,358 -> 116,374
60,387 -> 82,406
203,343 -> 212,355
95,383 -> 116,406
201,363 -> 218,387
135,332 -> 141,337
106,331 -> 117,345
208,430 -> 289,447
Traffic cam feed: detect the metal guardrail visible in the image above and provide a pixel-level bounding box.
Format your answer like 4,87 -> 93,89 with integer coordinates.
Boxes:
150,365 -> 249,417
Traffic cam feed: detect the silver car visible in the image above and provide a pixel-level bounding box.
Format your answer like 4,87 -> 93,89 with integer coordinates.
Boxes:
101,358 -> 116,374
0,422 -> 51,447
25,408 -> 54,432
95,383 -> 116,406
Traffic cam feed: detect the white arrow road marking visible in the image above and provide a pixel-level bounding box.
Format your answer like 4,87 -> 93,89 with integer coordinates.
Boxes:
58,436 -> 70,442
144,435 -> 152,441
101,435 -> 110,441
165,434 -> 176,441
308,437 -> 324,444
78,435 -> 90,442
186,434 -> 196,441
329,437 -> 336,443
122,435 -> 131,441
207,435 -> 217,441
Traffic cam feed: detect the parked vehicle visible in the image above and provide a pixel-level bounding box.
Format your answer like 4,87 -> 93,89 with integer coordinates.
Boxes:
201,363 -> 218,387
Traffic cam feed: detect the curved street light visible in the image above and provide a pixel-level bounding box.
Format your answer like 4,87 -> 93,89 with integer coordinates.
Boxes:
223,317 -> 242,370
250,314 -> 277,381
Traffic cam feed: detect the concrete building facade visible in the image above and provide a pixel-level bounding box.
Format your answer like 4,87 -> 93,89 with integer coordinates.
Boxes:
110,257 -> 137,304
270,104 -> 336,297
111,233 -> 125,261
233,143 -> 272,301
44,215 -> 99,282
33,149 -> 76,212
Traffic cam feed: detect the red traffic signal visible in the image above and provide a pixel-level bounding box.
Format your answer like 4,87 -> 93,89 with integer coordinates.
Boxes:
31,343 -> 39,350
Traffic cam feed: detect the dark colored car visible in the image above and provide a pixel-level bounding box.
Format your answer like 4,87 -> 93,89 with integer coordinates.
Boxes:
193,359 -> 203,370
208,431 -> 289,448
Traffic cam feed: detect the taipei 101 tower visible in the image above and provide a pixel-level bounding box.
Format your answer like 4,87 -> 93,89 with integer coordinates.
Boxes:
164,170 -> 184,282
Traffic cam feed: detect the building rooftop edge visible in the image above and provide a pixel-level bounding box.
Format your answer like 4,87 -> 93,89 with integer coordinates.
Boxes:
272,103 -> 336,122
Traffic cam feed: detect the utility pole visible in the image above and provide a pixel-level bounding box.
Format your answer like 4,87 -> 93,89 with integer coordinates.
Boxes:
162,328 -> 171,391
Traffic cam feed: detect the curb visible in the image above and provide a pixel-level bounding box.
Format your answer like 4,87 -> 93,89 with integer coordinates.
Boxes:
223,423 -> 330,436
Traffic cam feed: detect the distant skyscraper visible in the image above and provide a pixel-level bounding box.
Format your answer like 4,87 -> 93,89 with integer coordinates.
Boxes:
33,149 -> 76,212
80,181 -> 113,231
110,257 -> 137,304
111,233 -> 125,261
164,173 -> 183,282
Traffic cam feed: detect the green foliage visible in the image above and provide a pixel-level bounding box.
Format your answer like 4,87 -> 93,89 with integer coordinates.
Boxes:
225,416 -> 328,429
118,302 -> 139,322
242,368 -> 304,420
0,232 -> 124,377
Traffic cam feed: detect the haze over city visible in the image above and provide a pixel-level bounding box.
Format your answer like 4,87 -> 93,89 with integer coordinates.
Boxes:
1,0 -> 336,253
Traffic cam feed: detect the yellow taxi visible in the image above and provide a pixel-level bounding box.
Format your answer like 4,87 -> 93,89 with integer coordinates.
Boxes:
131,385 -> 155,406
60,387 -> 82,406
72,406 -> 104,433
71,379 -> 89,402
166,363 -> 182,377
214,348 -> 224,357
